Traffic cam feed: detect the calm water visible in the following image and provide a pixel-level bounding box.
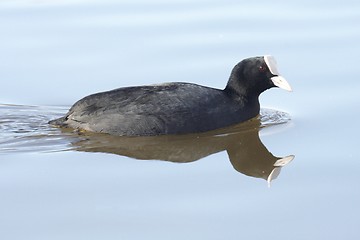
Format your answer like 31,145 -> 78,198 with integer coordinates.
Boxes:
1,0 -> 360,239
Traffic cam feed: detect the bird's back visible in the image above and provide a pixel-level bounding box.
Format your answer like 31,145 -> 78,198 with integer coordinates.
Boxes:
52,82 -> 258,135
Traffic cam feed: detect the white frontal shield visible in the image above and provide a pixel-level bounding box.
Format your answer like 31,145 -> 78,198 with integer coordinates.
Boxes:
264,55 -> 292,92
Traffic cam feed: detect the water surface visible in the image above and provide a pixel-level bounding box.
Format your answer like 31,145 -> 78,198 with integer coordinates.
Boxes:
0,0 -> 360,239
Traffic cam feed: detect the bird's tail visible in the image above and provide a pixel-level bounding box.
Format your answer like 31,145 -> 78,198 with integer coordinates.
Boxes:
48,116 -> 67,127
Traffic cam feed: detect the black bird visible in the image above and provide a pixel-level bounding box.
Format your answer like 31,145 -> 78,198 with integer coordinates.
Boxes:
49,55 -> 292,136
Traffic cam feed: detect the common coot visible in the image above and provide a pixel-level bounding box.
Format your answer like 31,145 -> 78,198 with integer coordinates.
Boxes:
49,55 -> 292,136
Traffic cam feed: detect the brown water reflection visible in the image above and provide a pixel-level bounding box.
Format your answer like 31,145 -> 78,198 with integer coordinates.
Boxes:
71,118 -> 294,185
0,104 -> 294,185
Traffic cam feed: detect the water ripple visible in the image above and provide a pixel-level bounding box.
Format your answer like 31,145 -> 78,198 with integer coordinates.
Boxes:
0,104 -> 291,155
0,104 -> 73,154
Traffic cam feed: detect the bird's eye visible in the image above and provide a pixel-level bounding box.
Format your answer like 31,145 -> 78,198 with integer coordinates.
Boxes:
259,65 -> 267,72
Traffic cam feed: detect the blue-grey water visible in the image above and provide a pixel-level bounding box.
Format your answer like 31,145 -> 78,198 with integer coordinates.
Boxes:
1,1 -> 360,239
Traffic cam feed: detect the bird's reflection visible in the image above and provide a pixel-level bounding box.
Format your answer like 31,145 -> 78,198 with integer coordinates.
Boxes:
70,117 -> 294,186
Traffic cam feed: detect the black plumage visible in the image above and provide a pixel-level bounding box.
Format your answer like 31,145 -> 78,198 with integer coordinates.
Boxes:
49,56 -> 291,136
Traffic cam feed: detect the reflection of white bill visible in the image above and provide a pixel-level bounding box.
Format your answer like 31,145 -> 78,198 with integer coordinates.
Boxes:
267,155 -> 295,187
274,155 -> 295,167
